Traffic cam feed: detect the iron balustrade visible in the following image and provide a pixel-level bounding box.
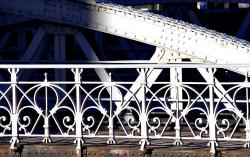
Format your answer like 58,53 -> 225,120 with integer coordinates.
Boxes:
0,63 -> 249,155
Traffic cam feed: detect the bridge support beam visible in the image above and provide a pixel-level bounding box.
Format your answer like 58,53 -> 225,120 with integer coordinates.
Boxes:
19,26 -> 46,80
236,10 -> 250,39
54,34 -> 66,89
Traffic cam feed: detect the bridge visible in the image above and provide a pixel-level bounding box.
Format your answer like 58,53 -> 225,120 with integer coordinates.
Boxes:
0,0 -> 250,156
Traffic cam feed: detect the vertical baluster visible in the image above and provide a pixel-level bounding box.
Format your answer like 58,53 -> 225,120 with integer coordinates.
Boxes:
9,68 -> 19,149
173,68 -> 182,146
73,68 -> 84,155
42,73 -> 51,143
139,68 -> 149,151
244,73 -> 250,148
107,73 -> 116,144
208,68 -> 217,156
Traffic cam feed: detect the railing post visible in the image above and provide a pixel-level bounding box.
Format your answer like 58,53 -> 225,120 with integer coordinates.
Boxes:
170,60 -> 183,112
208,68 -> 217,156
173,87 -> 183,146
73,68 -> 84,155
244,73 -> 250,148
9,68 -> 19,149
42,73 -> 51,143
172,68 -> 183,146
107,73 -> 116,144
139,68 -> 149,151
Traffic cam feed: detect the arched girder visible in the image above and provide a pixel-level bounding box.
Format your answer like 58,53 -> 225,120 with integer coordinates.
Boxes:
95,0 -> 250,5
0,0 -> 249,70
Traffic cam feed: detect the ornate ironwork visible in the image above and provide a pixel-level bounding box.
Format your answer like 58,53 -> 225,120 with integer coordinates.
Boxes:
0,64 -> 249,155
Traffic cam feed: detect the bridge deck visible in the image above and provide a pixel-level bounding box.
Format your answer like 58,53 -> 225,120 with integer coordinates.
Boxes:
0,133 -> 249,157
0,140 -> 249,157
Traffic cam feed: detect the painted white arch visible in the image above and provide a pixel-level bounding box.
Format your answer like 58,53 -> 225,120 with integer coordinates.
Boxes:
84,1 -> 250,63
0,0 -> 250,68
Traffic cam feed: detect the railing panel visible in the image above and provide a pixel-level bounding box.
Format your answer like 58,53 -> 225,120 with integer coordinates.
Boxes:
0,64 -> 249,155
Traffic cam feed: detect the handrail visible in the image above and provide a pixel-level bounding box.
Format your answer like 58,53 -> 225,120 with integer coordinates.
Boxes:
0,63 -> 250,69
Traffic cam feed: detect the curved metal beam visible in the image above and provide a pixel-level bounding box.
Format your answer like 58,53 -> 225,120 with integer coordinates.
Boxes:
0,0 -> 249,68
96,0 -> 250,5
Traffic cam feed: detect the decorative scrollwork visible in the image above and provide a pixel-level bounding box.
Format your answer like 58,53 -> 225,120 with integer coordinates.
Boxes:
17,82 -> 76,135
126,108 -> 140,135
148,117 -> 161,136
0,115 -> 11,135
63,116 -> 75,133
194,118 -> 208,137
0,88 -> 12,135
18,115 -> 31,134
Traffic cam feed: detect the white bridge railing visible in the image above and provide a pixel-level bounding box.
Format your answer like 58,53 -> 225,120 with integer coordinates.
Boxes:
0,63 -> 250,155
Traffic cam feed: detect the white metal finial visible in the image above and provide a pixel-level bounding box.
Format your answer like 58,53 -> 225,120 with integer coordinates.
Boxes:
44,72 -> 48,82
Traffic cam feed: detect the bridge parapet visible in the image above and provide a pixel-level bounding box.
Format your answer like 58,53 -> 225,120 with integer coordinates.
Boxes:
0,63 -> 249,156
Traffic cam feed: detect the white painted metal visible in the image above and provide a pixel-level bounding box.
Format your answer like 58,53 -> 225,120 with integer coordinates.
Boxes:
0,0 -> 250,70
72,68 -> 84,154
0,63 -> 248,155
0,63 -> 248,69
170,59 -> 183,111
9,68 -> 19,149
79,0 -> 250,67
0,1 -> 250,155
